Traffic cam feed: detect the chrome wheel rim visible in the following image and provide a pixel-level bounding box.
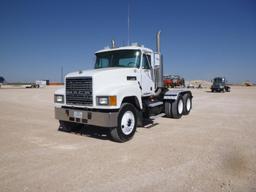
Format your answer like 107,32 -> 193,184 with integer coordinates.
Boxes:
121,111 -> 135,135
178,99 -> 183,114
186,98 -> 191,111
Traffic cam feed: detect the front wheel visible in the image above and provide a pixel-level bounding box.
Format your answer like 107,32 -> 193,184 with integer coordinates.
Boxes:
110,103 -> 137,142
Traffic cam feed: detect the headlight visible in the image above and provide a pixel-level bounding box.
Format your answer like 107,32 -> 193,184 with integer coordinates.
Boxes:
97,96 -> 117,106
54,95 -> 64,103
97,96 -> 109,105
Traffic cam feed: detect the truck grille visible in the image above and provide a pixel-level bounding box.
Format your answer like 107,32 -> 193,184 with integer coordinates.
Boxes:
66,77 -> 93,106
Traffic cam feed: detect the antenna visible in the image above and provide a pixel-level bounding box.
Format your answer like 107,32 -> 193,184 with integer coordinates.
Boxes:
127,1 -> 130,45
61,65 -> 63,83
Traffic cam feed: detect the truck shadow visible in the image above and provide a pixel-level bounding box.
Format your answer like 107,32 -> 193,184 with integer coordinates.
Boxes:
205,90 -> 224,93
67,125 -> 111,141
59,120 -> 158,141
205,90 -> 223,93
141,119 -> 159,129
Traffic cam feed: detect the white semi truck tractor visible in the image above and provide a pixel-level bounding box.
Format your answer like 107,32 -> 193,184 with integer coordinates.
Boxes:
54,32 -> 193,142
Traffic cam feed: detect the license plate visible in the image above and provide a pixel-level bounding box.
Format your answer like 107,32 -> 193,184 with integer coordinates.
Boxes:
73,111 -> 83,119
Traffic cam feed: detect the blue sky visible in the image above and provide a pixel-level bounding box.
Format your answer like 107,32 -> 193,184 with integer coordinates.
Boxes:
0,0 -> 255,83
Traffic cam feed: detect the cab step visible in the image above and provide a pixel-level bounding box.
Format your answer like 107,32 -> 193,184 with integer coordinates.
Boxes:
150,113 -> 165,120
148,101 -> 163,108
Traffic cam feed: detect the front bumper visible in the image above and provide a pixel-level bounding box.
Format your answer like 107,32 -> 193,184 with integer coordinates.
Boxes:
55,107 -> 118,128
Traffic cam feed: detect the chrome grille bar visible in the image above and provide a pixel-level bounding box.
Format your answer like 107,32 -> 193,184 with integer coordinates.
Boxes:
66,77 -> 93,106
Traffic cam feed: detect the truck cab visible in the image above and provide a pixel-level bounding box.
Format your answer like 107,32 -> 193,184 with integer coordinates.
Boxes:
95,46 -> 155,99
54,32 -> 193,142
211,77 -> 230,92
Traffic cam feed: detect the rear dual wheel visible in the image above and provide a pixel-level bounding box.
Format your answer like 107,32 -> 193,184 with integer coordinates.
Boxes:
165,96 -> 184,119
225,86 -> 230,92
165,93 -> 192,118
182,93 -> 192,115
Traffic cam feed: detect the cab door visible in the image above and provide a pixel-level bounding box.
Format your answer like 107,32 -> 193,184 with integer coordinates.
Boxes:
140,53 -> 155,96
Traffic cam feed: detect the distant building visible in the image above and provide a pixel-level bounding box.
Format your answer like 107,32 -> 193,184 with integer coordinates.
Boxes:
35,80 -> 50,87
0,76 -> 5,84
45,80 -> 50,85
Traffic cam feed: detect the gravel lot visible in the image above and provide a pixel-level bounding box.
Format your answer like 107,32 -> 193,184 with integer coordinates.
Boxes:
0,86 -> 256,192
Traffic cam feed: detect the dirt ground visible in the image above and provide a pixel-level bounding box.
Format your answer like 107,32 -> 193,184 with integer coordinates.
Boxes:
0,86 -> 255,192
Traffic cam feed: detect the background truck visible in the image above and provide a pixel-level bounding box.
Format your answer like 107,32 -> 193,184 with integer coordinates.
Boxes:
163,75 -> 185,88
211,77 -> 230,92
54,31 -> 193,142
25,80 -> 48,88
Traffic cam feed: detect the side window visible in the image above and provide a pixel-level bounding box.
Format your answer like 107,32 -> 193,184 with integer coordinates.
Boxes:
142,54 -> 151,69
96,58 -> 109,68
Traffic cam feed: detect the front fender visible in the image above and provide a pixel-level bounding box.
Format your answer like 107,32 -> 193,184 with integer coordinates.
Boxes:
95,82 -> 142,109
54,87 -> 65,108
54,87 -> 65,95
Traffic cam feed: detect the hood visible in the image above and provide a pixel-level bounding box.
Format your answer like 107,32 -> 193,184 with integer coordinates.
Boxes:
66,67 -> 138,79
63,67 -> 142,109
64,67 -> 140,108
65,67 -> 140,95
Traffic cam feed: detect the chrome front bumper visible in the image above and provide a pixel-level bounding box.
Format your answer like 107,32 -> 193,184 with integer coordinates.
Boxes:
55,107 -> 118,128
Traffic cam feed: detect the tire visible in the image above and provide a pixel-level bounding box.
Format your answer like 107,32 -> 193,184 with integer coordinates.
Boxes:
110,103 -> 137,142
164,101 -> 172,118
171,96 -> 184,119
182,94 -> 192,115
164,96 -> 184,119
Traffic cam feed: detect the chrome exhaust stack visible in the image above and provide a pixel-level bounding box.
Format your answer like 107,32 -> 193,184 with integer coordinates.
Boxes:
156,31 -> 161,53
111,40 -> 116,48
155,31 -> 164,89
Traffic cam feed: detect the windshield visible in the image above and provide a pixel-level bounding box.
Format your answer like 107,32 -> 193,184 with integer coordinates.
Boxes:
95,50 -> 141,69
214,78 -> 225,83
